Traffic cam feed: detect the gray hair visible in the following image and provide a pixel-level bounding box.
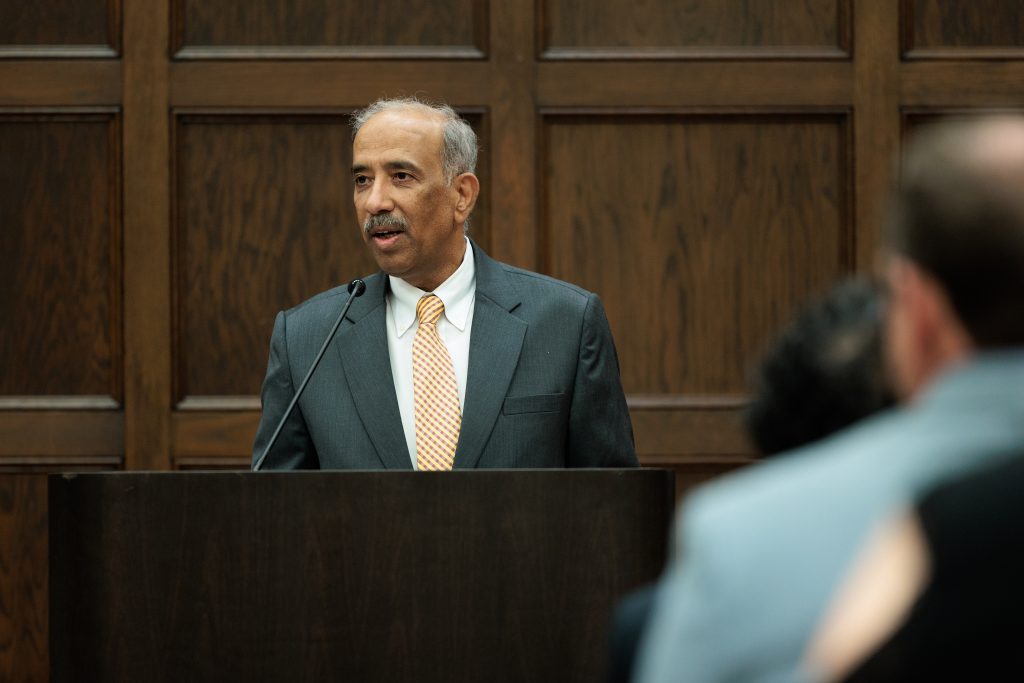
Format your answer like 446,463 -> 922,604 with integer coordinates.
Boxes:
351,97 -> 478,186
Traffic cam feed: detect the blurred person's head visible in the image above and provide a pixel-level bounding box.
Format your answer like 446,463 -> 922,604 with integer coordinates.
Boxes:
744,277 -> 896,456
884,116 -> 1024,399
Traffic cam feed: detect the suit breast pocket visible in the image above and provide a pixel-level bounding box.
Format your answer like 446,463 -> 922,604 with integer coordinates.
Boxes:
495,393 -> 570,467
502,393 -> 567,415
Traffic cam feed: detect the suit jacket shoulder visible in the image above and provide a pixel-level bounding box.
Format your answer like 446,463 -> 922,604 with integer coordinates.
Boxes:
461,240 -> 637,468
492,261 -> 592,298
637,356 -> 1024,683
281,274 -> 387,331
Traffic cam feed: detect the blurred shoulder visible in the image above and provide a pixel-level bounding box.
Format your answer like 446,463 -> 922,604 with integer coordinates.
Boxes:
680,410 -> 909,542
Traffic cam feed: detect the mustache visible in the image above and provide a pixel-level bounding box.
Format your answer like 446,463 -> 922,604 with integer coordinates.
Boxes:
363,213 -> 409,234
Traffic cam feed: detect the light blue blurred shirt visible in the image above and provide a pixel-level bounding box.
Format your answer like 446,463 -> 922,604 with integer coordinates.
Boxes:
636,352 -> 1024,683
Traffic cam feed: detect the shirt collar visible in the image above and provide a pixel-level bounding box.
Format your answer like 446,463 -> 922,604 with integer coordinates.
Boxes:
388,237 -> 476,336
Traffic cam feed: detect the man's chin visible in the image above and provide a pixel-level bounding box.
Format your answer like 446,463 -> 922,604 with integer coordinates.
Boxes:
370,252 -> 411,278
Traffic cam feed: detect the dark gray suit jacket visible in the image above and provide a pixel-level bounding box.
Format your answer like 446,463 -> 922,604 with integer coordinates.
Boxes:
253,240 -> 637,469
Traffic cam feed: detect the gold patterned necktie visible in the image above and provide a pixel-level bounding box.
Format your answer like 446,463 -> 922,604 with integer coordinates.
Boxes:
412,294 -> 462,471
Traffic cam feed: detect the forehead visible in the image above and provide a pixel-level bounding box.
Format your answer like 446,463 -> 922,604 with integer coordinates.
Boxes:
352,109 -> 445,168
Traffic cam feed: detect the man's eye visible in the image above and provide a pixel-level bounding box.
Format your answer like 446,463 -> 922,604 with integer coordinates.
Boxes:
394,172 -> 410,181
354,175 -> 369,186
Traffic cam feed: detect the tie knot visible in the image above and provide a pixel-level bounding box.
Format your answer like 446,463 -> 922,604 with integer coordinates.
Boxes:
416,294 -> 445,325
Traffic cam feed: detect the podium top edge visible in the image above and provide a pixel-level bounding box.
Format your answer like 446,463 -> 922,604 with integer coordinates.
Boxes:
53,468 -> 672,478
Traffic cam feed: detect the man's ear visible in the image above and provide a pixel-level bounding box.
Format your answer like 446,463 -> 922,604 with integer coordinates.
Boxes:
452,172 -> 480,224
902,263 -> 938,355
904,262 -> 973,373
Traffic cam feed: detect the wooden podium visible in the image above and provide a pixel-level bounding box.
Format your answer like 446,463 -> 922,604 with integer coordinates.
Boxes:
49,469 -> 673,682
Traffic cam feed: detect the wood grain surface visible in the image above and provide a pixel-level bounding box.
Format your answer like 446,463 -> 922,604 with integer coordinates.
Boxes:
906,0 -> 1024,54
0,0 -> 115,50
0,114 -> 121,401
176,0 -> 485,56
50,470 -> 673,683
0,475 -> 47,683
542,0 -> 846,57
542,113 -> 849,395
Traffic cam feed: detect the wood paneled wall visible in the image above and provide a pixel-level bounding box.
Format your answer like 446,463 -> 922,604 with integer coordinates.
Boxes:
3,0 -> 1024,679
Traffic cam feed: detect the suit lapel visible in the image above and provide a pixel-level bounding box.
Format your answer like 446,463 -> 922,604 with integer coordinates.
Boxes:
336,274 -> 413,470
455,242 -> 526,469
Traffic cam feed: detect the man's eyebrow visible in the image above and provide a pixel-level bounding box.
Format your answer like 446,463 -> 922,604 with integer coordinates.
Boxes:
351,160 -> 424,175
383,159 -> 423,174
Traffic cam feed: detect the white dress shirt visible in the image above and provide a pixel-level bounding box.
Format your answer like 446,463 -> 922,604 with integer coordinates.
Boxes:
385,238 -> 476,468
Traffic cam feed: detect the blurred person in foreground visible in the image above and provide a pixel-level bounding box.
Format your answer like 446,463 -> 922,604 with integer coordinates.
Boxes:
743,277 -> 897,459
634,116 -> 1024,683
253,97 -> 636,470
609,277 -> 895,682
806,449 -> 1024,681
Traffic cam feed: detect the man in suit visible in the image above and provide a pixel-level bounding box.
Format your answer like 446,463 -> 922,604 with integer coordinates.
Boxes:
253,97 -> 637,470
634,116 -> 1024,682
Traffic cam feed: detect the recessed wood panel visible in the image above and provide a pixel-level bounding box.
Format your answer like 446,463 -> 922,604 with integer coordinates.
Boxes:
542,113 -> 850,396
0,411 -> 123,460
541,0 -> 848,59
0,0 -> 117,56
174,112 -> 489,403
904,0 -> 1024,57
0,113 -> 121,402
174,0 -> 486,58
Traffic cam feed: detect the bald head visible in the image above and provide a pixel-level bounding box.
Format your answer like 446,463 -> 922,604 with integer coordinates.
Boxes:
901,117 -> 1024,212
888,116 -> 1024,347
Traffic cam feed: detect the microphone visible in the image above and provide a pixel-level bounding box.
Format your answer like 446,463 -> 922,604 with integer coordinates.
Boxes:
253,279 -> 367,471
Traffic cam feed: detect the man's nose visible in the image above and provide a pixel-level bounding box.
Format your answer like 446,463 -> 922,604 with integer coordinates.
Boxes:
364,181 -> 394,214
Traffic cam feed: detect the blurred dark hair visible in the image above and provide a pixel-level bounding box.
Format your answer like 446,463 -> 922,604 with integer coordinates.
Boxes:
744,278 -> 897,457
888,117 -> 1024,347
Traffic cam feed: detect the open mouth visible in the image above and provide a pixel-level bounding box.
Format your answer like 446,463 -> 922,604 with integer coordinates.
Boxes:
364,214 -> 409,244
369,227 -> 406,247
370,229 -> 405,246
